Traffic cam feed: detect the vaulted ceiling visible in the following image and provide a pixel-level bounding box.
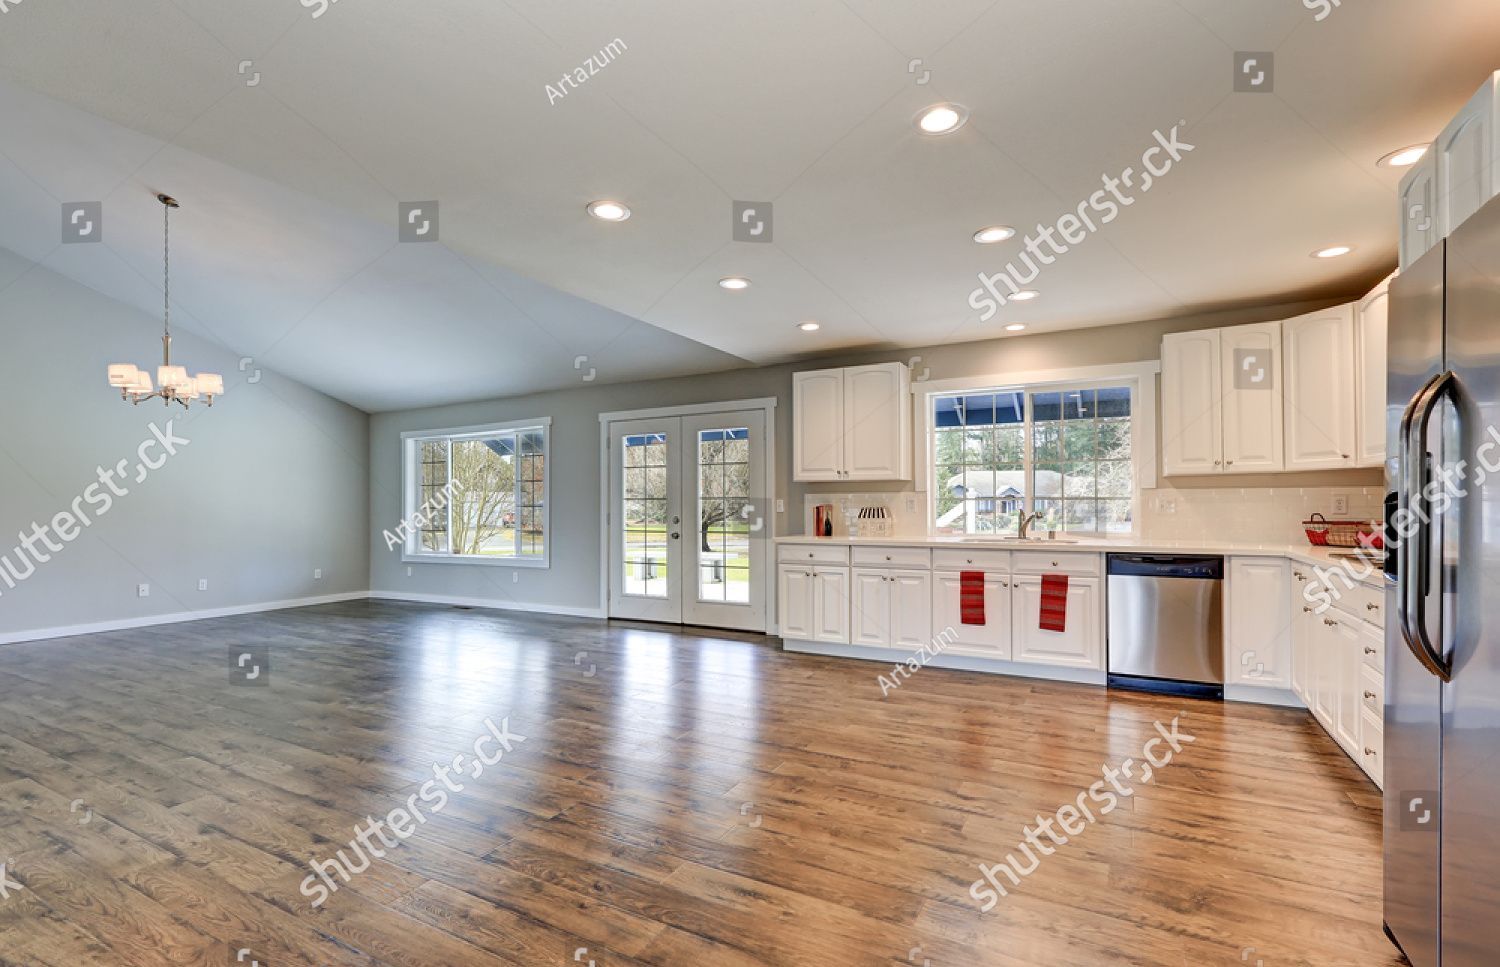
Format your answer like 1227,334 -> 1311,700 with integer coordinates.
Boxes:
1,0 -> 1497,411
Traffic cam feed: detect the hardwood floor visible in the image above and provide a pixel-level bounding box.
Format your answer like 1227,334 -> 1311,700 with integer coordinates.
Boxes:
0,600 -> 1404,966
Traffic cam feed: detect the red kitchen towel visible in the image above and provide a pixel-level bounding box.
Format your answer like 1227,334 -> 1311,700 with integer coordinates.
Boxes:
960,570 -> 985,626
1039,573 -> 1069,632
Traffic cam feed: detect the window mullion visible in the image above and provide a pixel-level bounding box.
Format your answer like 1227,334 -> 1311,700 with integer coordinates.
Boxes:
514,433 -> 524,557
1022,389 -> 1035,522
446,438 -> 455,555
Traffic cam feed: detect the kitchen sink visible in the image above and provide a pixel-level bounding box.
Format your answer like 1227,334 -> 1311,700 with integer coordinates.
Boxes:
998,536 -> 1082,544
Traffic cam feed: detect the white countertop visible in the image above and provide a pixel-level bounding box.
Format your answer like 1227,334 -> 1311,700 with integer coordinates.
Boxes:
774,534 -> 1386,579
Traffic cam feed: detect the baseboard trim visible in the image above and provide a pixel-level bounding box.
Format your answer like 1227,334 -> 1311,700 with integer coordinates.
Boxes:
781,638 -> 1108,687
0,592 -> 371,646
369,591 -> 606,620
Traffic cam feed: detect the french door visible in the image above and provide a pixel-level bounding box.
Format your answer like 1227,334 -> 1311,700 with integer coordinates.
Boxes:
607,410 -> 767,631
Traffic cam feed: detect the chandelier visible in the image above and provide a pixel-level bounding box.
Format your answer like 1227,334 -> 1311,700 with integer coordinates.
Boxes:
107,194 -> 224,408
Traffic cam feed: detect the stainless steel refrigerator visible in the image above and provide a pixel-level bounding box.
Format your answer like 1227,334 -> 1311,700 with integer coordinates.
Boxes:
1384,192 -> 1500,966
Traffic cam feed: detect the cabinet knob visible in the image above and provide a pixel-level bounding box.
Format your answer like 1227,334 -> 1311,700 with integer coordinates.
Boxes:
1051,561 -> 1059,567
1364,646 -> 1376,655
885,555 -> 892,561
1302,606 -> 1312,613
808,553 -> 815,558
1226,460 -> 1234,466
966,558 -> 973,564
1001,581 -> 1009,588
1342,454 -> 1351,459
1214,460 -> 1222,466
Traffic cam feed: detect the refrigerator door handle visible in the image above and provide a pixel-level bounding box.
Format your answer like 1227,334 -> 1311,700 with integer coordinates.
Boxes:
1401,370 -> 1455,682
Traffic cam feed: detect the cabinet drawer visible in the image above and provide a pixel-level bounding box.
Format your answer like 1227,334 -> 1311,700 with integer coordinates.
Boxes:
778,543 -> 850,565
1360,663 -> 1384,719
1360,707 -> 1383,786
1360,622 -> 1384,673
1347,583 -> 1384,626
932,548 -> 1011,572
851,546 -> 931,569
1011,551 -> 1101,576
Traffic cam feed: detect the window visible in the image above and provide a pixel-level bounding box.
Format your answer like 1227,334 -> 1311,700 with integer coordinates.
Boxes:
399,420 -> 550,565
932,383 -> 1136,536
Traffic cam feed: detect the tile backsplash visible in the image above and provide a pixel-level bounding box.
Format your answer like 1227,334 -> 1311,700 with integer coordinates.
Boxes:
801,485 -> 1385,545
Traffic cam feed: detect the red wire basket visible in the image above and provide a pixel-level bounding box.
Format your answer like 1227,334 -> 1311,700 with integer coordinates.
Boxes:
1303,513 -> 1377,548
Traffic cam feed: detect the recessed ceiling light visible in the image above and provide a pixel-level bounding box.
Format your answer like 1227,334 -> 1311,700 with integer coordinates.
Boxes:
1005,323 -> 1027,332
1312,246 -> 1353,259
973,226 -> 1016,244
797,321 -> 821,332
916,103 -> 969,136
586,200 -> 631,222
1379,145 -> 1429,169
719,276 -> 751,290
1010,290 -> 1040,301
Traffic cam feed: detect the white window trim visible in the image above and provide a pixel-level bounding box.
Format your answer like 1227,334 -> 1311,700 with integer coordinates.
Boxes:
399,417 -> 553,568
915,362 -> 1159,537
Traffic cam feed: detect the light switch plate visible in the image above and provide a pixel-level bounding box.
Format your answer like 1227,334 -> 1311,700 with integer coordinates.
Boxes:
314,568 -> 323,580
198,579 -> 208,591
1332,494 -> 1349,515
137,583 -> 150,598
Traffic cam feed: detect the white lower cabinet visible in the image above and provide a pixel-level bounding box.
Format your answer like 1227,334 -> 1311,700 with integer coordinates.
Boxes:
1291,587 -> 1383,789
1011,576 -> 1101,669
1329,612 -> 1363,754
931,571 -> 1012,659
1227,557 -> 1292,688
779,564 -> 850,644
850,568 -> 930,648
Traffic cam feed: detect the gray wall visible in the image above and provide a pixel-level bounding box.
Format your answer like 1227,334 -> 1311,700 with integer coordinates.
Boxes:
0,257 -> 370,639
369,295 -> 1381,616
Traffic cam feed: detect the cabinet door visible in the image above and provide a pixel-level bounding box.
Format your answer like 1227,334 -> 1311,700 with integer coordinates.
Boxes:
1332,614 -> 1362,755
932,571 -> 1012,659
849,568 -> 892,647
1434,74 -> 1497,236
889,570 -> 932,649
1399,153 -> 1442,270
842,363 -> 911,481
778,566 -> 814,640
792,369 -> 845,481
1311,616 -> 1336,731
1161,329 -> 1223,475
1283,305 -> 1357,470
1219,322 -> 1285,473
812,568 -> 850,644
1011,576 -> 1101,669
1227,558 -> 1292,688
1288,565 -> 1315,703
1355,278 -> 1391,467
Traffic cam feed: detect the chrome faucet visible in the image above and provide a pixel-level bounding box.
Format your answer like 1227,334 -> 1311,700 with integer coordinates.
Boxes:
1018,512 -> 1043,540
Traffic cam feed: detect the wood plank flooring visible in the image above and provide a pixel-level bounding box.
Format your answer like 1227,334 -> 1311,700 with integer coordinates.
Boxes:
0,600 -> 1405,966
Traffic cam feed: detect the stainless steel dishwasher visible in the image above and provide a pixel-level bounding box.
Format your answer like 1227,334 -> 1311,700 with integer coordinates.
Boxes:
1106,554 -> 1224,699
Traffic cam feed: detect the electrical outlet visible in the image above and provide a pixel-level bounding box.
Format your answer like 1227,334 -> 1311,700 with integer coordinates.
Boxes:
1158,497 -> 1177,515
512,572 -> 520,583
406,566 -> 413,578
313,568 -> 323,580
137,583 -> 150,598
1332,494 -> 1349,515
775,499 -> 785,514
905,495 -> 917,513
198,579 -> 208,592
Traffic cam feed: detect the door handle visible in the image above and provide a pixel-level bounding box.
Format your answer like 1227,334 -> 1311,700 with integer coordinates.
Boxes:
1400,371 -> 1455,682
670,532 -> 681,540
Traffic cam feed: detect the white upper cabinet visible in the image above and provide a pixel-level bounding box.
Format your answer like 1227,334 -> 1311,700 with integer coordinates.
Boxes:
792,368 -> 845,481
792,363 -> 911,481
1399,151 -> 1441,269
1283,305 -> 1357,471
1161,329 -> 1223,475
1434,72 -> 1499,238
1356,275 -> 1392,468
1219,322 -> 1285,473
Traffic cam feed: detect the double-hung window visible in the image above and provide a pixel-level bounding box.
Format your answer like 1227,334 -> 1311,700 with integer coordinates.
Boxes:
929,371 -> 1151,537
398,419 -> 550,566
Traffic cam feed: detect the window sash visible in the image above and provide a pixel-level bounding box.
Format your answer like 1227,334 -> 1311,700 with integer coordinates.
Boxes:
931,381 -> 1137,537
400,421 -> 550,566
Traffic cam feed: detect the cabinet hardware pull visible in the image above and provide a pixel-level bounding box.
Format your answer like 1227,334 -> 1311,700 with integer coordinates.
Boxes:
1302,607 -> 1312,613
1364,691 -> 1376,700
1366,603 -> 1379,611
1364,748 -> 1375,756
1364,647 -> 1376,655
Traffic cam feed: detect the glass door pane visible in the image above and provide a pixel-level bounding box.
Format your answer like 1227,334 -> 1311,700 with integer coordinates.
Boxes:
622,432 -> 671,598
696,427 -> 752,604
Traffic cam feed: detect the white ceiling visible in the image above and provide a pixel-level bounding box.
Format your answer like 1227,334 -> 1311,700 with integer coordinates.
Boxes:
1,0 -> 1498,412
